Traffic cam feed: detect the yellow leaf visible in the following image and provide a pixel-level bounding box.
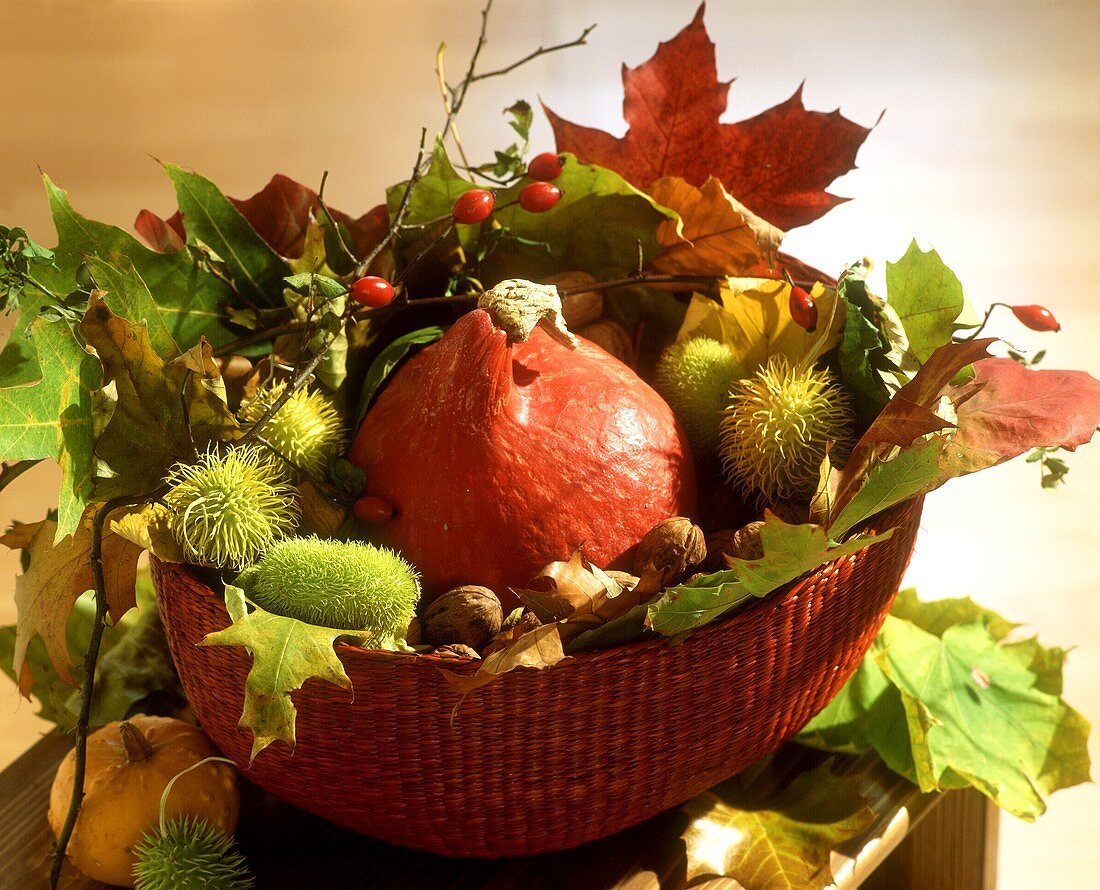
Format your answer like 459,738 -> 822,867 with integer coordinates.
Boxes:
677,278 -> 842,373
650,176 -> 783,277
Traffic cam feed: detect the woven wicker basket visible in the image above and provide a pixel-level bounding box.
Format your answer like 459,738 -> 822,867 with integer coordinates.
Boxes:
153,497 -> 922,858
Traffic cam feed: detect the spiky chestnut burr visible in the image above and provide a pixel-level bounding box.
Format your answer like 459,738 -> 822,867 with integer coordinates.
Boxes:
132,817 -> 253,890
655,337 -> 745,457
238,536 -> 421,639
238,382 -> 345,479
163,445 -> 299,570
719,356 -> 855,504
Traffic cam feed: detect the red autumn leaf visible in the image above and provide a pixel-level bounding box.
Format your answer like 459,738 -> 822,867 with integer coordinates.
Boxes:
941,357 -> 1100,476
135,173 -> 388,260
543,4 -> 875,230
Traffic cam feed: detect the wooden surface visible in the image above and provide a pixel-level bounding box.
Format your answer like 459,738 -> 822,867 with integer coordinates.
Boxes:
0,735 -> 996,890
1,1 -> 1098,886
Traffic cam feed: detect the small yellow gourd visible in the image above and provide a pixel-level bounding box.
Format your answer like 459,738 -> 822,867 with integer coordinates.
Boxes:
48,715 -> 240,888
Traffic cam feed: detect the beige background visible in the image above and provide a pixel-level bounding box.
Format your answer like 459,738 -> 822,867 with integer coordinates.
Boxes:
2,0 -> 1098,885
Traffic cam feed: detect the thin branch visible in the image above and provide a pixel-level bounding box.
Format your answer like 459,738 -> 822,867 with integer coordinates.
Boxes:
50,492 -> 161,889
317,170 -> 357,268
468,23 -> 597,84
436,45 -> 473,171
354,129 -> 430,280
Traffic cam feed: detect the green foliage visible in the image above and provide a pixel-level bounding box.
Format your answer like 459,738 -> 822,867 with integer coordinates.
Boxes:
680,758 -> 875,887
0,224 -> 55,316
0,317 -> 101,539
884,240 -> 980,363
133,818 -> 254,890
1026,446 -> 1071,488
469,100 -> 534,180
354,326 -> 445,424
202,583 -> 403,761
164,164 -> 290,306
646,515 -> 891,636
797,589 -> 1091,820
241,536 -> 420,636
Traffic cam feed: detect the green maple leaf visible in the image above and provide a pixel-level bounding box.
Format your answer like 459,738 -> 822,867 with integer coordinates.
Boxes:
0,317 -> 101,538
647,514 -> 891,636
884,240 -> 980,363
681,759 -> 875,888
201,585 -> 400,762
797,590 -> 1091,820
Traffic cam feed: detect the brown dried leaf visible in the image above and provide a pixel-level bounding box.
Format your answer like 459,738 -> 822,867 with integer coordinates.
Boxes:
441,623 -> 565,695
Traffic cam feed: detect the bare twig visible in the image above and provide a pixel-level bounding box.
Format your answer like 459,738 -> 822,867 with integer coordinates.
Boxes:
436,45 -> 473,171
468,22 -> 597,83
50,492 -> 162,889
317,170 -> 357,269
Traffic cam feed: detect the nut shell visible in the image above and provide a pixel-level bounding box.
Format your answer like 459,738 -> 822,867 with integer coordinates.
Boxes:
422,585 -> 503,651
701,521 -> 765,573
546,272 -> 604,329
577,319 -> 636,365
633,516 -> 706,587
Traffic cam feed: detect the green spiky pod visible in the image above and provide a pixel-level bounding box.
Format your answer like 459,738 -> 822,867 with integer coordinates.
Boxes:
163,445 -> 300,570
240,536 -> 421,639
719,356 -> 856,505
655,337 -> 745,458
239,382 -> 345,479
132,817 -> 253,890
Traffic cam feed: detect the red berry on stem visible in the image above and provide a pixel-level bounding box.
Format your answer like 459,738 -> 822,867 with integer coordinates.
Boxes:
1011,304 -> 1061,332
350,276 -> 395,308
518,181 -> 562,213
788,285 -> 818,333
353,495 -> 397,525
527,152 -> 564,181
452,189 -> 495,224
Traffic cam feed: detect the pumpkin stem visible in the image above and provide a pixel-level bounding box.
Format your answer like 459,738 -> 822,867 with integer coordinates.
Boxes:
477,279 -> 578,348
118,721 -> 155,762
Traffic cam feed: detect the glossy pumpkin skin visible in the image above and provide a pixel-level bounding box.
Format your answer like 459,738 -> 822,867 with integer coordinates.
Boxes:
348,309 -> 697,607
48,715 -> 239,888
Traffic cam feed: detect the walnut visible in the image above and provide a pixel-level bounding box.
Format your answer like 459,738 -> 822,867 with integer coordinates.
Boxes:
545,272 -> 604,329
422,586 -> 503,651
701,521 -> 765,572
633,517 -> 706,587
576,319 -> 636,365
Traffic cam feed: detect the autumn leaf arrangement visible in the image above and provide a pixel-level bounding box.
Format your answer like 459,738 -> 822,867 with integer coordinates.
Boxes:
3,2 -> 1100,886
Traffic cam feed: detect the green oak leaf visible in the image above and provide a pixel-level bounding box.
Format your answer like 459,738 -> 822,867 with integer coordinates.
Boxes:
798,590 -> 1090,820
29,175 -> 238,359
84,255 -> 181,358
0,317 -> 101,539
681,759 -> 875,888
201,584 -> 398,762
78,293 -> 239,500
885,240 -> 979,363
164,164 -> 290,307
647,515 -> 892,636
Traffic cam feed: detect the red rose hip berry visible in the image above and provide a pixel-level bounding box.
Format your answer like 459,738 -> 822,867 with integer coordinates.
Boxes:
1011,304 -> 1061,332
518,181 -> 562,213
350,276 -> 396,308
788,285 -> 818,333
353,495 -> 397,524
527,152 -> 564,181
451,189 -> 495,224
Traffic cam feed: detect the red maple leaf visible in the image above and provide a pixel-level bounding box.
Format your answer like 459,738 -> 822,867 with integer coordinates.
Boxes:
543,4 -> 876,230
135,173 -> 388,260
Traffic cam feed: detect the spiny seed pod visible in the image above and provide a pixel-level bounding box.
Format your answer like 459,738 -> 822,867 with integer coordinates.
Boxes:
133,817 -> 253,890
239,383 -> 345,479
720,356 -> 855,504
422,585 -> 503,651
655,338 -> 745,457
241,536 -> 420,640
633,516 -> 707,587
163,445 -> 299,570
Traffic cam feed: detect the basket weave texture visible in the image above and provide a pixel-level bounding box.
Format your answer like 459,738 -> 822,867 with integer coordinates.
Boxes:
153,497 -> 922,858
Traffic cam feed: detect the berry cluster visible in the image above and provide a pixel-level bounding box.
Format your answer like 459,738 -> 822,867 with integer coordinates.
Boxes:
350,152 -> 568,309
